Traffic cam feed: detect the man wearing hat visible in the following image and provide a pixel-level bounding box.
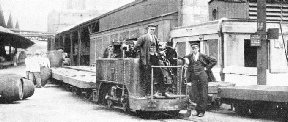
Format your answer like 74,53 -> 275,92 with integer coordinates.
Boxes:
135,24 -> 166,97
183,42 -> 217,117
30,51 -> 42,88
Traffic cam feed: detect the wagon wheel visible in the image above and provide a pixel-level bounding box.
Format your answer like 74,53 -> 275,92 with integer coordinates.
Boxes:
84,89 -> 93,100
234,102 -> 250,116
211,98 -> 222,109
249,102 -> 268,117
71,86 -> 77,93
277,107 -> 288,121
107,99 -> 113,109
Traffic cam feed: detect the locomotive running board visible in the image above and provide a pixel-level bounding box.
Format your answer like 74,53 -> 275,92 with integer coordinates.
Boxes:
129,95 -> 189,111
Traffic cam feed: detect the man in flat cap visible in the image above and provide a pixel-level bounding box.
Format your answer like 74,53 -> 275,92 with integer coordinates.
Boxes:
135,24 -> 166,97
183,42 -> 217,117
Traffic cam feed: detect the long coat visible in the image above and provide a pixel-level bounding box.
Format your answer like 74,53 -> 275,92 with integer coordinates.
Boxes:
135,33 -> 159,65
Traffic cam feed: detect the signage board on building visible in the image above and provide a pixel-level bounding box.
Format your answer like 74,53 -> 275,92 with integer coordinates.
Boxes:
250,34 -> 261,46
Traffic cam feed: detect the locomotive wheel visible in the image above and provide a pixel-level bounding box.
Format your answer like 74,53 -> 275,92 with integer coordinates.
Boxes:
167,110 -> 180,117
107,99 -> 113,109
122,100 -> 130,113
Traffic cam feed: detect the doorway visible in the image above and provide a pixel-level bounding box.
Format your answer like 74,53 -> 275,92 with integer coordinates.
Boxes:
244,39 -> 257,67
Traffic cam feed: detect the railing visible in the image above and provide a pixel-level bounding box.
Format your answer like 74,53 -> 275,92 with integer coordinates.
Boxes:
150,65 -> 184,100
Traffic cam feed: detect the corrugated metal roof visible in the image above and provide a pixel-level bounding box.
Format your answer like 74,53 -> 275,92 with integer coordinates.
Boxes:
0,26 -> 14,34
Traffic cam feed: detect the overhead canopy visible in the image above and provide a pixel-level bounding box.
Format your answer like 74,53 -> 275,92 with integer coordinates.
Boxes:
0,26 -> 34,49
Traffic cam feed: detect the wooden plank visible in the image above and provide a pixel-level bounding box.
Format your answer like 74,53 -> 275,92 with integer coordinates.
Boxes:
208,82 -> 235,94
219,85 -> 288,102
52,67 -> 96,88
65,66 -> 96,73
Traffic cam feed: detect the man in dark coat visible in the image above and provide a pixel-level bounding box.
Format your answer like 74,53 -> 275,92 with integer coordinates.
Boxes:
184,43 -> 217,117
135,24 -> 165,97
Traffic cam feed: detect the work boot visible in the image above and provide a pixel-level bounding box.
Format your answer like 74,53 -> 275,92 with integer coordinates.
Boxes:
182,110 -> 191,118
153,91 -> 163,98
164,91 -> 174,98
192,112 -> 200,116
197,112 -> 205,117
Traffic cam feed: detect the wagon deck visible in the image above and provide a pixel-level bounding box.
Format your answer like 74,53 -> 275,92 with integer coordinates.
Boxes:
51,66 -> 96,88
219,85 -> 288,102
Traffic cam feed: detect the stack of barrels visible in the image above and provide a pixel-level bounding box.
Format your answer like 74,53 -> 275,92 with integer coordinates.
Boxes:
0,74 -> 35,103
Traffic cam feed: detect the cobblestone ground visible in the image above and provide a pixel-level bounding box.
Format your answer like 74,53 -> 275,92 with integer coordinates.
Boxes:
0,65 -> 281,122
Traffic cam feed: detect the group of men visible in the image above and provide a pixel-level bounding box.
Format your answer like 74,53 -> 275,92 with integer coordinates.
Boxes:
25,51 -> 50,88
135,24 -> 217,117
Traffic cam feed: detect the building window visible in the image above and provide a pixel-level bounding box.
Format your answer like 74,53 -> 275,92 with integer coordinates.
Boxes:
175,42 -> 186,58
212,9 -> 218,20
244,39 -> 257,67
204,39 -> 219,66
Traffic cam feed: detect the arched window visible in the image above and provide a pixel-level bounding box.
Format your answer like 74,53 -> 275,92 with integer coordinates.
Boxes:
212,9 -> 218,20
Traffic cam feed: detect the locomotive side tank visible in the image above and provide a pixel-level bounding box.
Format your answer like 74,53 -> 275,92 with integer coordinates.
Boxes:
95,58 -> 189,112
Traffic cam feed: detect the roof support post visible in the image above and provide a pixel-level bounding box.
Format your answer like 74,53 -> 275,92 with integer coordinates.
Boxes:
88,24 -> 94,34
62,35 -> 66,50
70,33 -> 74,66
9,45 -> 11,60
77,29 -> 82,66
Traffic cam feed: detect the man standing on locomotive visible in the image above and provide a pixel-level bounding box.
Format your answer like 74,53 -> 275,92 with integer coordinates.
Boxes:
183,43 -> 217,117
135,24 -> 167,98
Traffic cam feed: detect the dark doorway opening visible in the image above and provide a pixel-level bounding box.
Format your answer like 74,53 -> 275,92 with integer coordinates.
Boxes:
244,39 -> 257,67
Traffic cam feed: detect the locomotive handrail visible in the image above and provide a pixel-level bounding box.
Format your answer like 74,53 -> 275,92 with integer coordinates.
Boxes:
151,66 -> 182,68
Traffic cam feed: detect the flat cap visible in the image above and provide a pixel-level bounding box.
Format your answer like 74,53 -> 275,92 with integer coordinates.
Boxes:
190,42 -> 200,47
147,24 -> 157,27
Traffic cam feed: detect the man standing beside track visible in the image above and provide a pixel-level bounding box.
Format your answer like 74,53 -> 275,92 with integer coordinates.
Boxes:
25,51 -> 32,80
183,43 -> 217,117
135,24 -> 167,98
30,51 -> 42,88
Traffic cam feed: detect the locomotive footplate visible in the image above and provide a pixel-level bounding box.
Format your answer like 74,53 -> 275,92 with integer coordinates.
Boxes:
129,95 -> 189,111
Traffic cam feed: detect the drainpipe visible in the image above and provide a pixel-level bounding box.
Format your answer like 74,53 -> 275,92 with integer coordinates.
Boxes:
218,18 -> 227,81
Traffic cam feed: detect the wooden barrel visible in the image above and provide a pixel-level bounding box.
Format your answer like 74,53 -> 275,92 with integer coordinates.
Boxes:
48,50 -> 63,67
40,67 -> 52,87
20,78 -> 35,99
0,74 -> 23,103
